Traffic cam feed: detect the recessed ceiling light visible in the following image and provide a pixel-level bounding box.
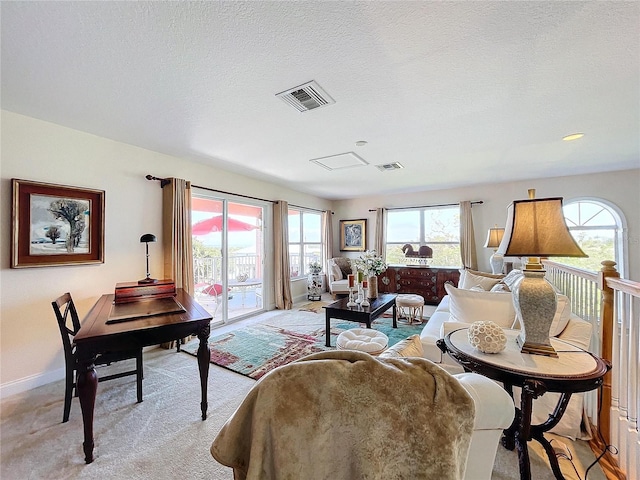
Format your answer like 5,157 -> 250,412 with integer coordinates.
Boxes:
355,140 -> 368,147
562,133 -> 584,141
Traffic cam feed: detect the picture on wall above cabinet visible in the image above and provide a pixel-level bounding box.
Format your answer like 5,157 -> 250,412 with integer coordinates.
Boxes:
11,179 -> 105,268
339,219 -> 367,252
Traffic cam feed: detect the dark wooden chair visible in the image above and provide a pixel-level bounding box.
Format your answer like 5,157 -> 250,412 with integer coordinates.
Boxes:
52,292 -> 144,423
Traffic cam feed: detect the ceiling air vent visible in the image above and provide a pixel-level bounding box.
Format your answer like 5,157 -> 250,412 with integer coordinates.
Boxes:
276,81 -> 335,112
376,162 -> 404,171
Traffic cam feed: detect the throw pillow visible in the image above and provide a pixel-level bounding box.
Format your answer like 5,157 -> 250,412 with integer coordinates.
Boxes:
549,294 -> 571,337
459,269 -> 503,291
439,321 -> 468,339
501,269 -> 523,290
464,268 -> 505,279
330,261 -> 343,281
508,293 -> 572,336
332,257 -> 352,277
445,283 -> 516,328
490,282 -> 511,293
379,334 -> 424,358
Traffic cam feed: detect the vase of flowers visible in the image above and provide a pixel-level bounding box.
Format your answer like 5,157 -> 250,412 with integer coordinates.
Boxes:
353,250 -> 387,298
308,261 -> 322,274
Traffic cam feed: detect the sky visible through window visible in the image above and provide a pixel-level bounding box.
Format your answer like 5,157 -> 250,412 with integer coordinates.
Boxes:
386,207 -> 461,266
558,201 -> 618,271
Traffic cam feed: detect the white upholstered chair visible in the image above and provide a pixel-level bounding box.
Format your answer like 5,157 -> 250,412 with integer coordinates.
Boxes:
326,257 -> 352,297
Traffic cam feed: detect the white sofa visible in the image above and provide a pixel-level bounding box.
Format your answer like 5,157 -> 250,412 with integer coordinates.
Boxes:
380,335 -> 515,480
418,268 -> 593,440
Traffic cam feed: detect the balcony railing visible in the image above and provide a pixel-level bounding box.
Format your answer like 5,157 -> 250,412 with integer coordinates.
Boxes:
194,253 -> 320,285
544,259 -> 639,479
194,254 -> 259,285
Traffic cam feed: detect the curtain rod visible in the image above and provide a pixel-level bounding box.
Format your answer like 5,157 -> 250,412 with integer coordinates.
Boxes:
146,175 -> 331,213
368,200 -> 483,212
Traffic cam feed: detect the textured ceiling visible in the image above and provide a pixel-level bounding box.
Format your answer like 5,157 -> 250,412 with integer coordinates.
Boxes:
2,1 -> 638,200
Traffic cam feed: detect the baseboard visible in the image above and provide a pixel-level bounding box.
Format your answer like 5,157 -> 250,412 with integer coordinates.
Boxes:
1,345 -> 158,400
0,367 -> 65,400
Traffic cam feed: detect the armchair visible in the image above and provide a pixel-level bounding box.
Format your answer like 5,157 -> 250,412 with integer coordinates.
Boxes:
326,257 -> 352,297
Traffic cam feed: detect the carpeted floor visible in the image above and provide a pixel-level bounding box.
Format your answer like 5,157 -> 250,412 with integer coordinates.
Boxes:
181,307 -> 425,379
0,347 -> 606,479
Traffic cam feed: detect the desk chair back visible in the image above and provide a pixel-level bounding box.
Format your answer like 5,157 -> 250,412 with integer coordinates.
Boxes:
52,292 -> 144,423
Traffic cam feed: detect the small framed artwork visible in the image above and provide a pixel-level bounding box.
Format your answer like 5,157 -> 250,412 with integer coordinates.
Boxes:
339,219 -> 367,252
11,179 -> 105,268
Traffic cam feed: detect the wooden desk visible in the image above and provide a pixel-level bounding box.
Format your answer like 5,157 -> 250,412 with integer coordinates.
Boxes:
323,293 -> 397,347
73,289 -> 212,463
439,328 -> 610,480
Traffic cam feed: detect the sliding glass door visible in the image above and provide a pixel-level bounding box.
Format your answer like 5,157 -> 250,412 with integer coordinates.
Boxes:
192,191 -> 266,324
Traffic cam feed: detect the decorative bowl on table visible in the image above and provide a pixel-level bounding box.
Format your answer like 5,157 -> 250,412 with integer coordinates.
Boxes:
236,273 -> 249,282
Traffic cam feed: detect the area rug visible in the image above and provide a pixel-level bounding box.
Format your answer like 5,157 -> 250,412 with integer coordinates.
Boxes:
297,301 -> 329,313
181,309 -> 426,380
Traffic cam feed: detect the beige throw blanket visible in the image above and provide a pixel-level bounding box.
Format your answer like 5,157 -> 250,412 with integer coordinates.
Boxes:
211,350 -> 475,480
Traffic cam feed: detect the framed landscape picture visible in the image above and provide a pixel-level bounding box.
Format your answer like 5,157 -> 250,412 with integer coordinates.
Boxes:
339,219 -> 367,252
11,179 -> 105,268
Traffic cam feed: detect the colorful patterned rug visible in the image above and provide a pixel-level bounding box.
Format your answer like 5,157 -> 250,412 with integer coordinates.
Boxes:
181,309 -> 426,380
297,301 -> 330,313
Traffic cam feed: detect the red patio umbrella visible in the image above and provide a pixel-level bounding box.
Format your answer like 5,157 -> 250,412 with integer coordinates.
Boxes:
192,216 -> 258,235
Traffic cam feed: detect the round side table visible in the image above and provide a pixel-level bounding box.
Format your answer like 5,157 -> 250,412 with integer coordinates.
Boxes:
438,328 -> 610,480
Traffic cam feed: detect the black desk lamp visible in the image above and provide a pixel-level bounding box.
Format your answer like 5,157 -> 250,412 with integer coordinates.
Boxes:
139,233 -> 157,284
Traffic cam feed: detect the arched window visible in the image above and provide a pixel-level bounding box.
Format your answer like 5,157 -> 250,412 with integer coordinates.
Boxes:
559,198 -> 627,276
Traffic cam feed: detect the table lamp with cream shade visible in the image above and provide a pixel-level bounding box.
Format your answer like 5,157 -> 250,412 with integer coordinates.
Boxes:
484,225 -> 505,274
496,189 -> 587,357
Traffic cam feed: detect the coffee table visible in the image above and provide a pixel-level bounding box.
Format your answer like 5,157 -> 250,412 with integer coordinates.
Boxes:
323,293 -> 397,347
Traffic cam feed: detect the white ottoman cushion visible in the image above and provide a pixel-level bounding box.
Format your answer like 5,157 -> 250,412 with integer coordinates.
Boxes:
396,294 -> 425,323
336,328 -> 388,355
396,294 -> 424,307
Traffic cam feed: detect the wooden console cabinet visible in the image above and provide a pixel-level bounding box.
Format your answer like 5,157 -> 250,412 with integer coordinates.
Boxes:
377,265 -> 460,305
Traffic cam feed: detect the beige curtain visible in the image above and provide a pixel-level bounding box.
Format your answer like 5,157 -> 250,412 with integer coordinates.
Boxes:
460,201 -> 478,270
273,201 -> 293,310
374,208 -> 387,261
161,178 -> 194,349
322,210 -> 333,293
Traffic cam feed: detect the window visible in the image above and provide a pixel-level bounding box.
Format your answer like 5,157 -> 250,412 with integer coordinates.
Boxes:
288,208 -> 322,278
558,199 -> 626,275
385,206 -> 461,267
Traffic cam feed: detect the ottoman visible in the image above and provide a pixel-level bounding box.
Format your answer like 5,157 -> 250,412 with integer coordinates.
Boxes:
336,328 -> 389,356
396,294 -> 425,324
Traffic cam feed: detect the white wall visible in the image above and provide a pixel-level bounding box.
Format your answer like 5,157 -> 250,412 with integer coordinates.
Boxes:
332,170 -> 640,280
3,110 -> 638,398
0,111 -> 331,397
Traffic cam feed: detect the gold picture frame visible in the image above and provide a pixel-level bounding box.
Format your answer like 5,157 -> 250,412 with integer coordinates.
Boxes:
11,179 -> 105,268
339,219 -> 367,252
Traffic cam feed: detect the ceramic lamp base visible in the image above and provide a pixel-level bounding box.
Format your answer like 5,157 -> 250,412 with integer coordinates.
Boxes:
513,269 -> 558,357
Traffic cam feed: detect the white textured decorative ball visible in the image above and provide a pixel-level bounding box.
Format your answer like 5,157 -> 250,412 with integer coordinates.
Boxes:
468,321 -> 507,354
